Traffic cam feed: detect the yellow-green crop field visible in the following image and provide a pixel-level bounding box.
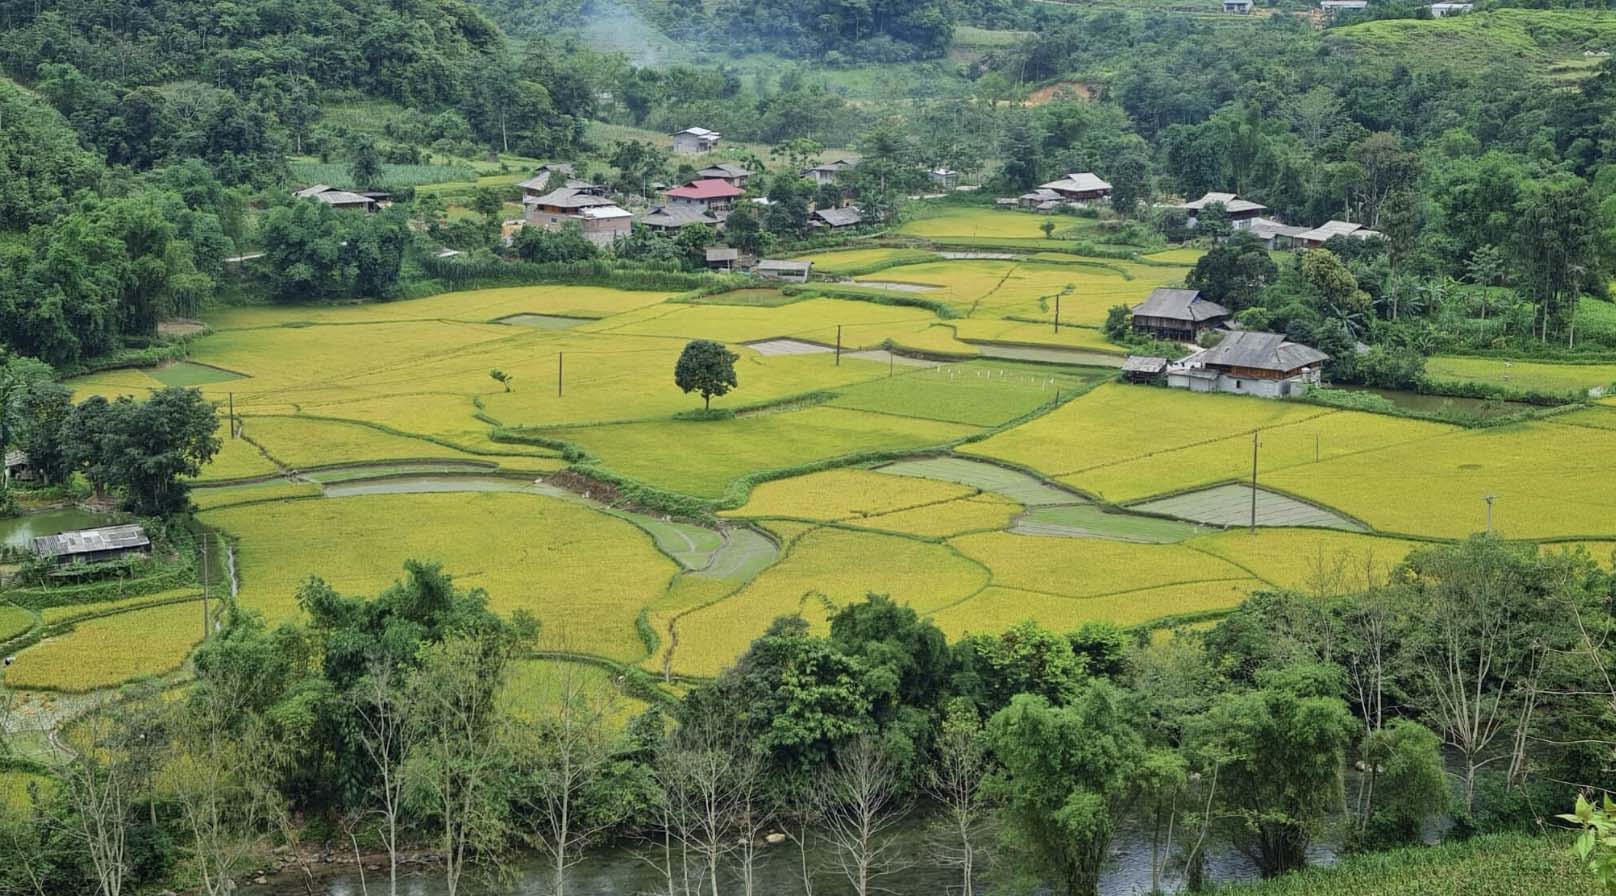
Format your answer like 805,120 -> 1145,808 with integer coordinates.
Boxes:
1426,356 -> 1616,394
202,492 -> 677,661
20,217 -> 1616,690
897,207 -> 1077,240
4,602 -> 204,692
0,604 -> 34,641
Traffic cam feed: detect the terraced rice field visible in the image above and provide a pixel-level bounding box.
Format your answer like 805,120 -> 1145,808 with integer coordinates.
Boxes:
20,210 -> 1616,691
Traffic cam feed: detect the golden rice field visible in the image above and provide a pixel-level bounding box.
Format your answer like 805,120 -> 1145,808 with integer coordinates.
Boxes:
4,601 -> 205,692
16,208 -> 1616,691
202,491 -> 679,661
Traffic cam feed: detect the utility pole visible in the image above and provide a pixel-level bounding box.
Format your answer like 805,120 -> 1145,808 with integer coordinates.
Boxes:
228,392 -> 236,438
835,325 -> 843,366
1250,431 -> 1260,535
200,533 -> 210,641
1053,292 -> 1061,334
1314,432 -> 1319,463
888,351 -> 894,378
558,352 -> 564,397
1483,494 -> 1496,535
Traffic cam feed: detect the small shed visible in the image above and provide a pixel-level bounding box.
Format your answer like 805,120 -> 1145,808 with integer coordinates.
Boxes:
706,247 -> 740,272
1121,356 -> 1169,383
930,168 -> 960,189
4,450 -> 33,482
754,260 -> 812,283
1429,2 -> 1472,14
32,524 -> 151,565
1223,0 -> 1254,12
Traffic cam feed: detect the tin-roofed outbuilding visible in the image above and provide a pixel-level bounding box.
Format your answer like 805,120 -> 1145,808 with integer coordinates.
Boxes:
32,524 -> 151,564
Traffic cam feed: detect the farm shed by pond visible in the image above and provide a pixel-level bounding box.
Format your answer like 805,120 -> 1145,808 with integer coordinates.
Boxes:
754,259 -> 812,283
1167,331 -> 1329,398
1121,355 -> 1169,383
32,524 -> 151,565
706,247 -> 739,272
1130,288 -> 1231,341
4,450 -> 33,483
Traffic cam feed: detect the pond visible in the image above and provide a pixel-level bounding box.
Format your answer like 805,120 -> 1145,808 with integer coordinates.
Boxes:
0,508 -> 108,550
1339,387 -> 1537,420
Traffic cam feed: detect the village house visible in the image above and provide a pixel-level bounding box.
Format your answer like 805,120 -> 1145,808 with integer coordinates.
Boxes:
1293,220 -> 1383,249
1244,217 -> 1310,250
515,163 -> 576,194
804,159 -> 858,186
522,185 -> 633,246
1039,172 -> 1112,202
1016,188 -> 1065,212
1429,2 -> 1472,14
753,259 -> 812,283
696,163 -> 752,188
929,168 -> 960,189
706,247 -> 740,272
1222,0 -> 1254,11
32,524 -> 152,565
1319,0 -> 1368,15
1166,331 -> 1329,398
811,206 -> 864,229
664,179 -> 745,212
672,127 -> 721,154
640,205 -> 723,233
1175,192 -> 1268,227
293,185 -> 381,212
1130,288 -> 1232,342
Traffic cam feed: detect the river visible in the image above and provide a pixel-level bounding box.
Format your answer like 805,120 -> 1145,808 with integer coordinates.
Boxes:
243,810 -> 1339,896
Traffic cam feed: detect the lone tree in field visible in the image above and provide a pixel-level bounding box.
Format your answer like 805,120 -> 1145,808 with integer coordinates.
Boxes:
675,340 -> 739,411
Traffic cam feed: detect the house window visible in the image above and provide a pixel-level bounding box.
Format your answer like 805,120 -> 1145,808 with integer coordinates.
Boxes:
1234,379 -> 1242,389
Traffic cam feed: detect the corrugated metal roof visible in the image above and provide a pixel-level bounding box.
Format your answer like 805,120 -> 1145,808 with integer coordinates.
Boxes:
706,247 -> 740,261
1198,331 -> 1329,372
1131,288 -> 1230,323
698,163 -> 750,178
1040,172 -> 1112,194
1122,356 -> 1169,374
666,179 -> 745,200
813,206 -> 864,227
756,259 -> 812,272
32,524 -> 150,559
526,188 -> 616,209
4,449 -> 27,468
1179,192 -> 1267,215
642,205 -> 719,227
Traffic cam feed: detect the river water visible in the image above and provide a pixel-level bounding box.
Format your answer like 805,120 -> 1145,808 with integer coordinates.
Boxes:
243,811 -> 1339,896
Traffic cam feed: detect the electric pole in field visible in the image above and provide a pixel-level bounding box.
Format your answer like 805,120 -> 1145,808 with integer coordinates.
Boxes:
200,533 -> 210,641
558,352 -> 564,397
1483,493 -> 1496,535
835,325 -> 843,366
1250,431 -> 1260,535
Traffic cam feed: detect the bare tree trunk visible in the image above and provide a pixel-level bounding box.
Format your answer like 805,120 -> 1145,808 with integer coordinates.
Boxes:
351,661 -> 411,896
817,738 -> 911,896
